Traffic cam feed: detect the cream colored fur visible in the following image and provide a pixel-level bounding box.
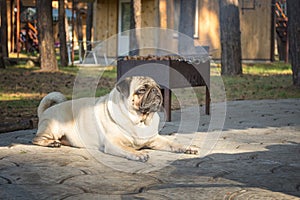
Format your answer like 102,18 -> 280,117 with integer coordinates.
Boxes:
33,77 -> 198,162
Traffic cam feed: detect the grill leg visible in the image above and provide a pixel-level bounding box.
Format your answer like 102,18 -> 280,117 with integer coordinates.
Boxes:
163,88 -> 172,122
205,86 -> 210,115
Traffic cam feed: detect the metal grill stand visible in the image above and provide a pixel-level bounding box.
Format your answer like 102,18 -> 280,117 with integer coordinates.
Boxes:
117,55 -> 210,121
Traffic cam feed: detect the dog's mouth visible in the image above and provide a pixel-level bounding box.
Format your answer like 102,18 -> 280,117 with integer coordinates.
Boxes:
139,104 -> 159,114
139,87 -> 162,114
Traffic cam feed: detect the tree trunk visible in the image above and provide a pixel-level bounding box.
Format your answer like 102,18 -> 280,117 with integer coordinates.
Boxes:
86,2 -> 93,51
178,0 -> 196,54
287,0 -> 300,86
0,34 -> 5,68
36,0 -> 58,71
0,0 -> 8,63
219,0 -> 242,75
58,0 -> 68,67
76,7 -> 84,59
0,53 -> 4,68
129,0 -> 140,56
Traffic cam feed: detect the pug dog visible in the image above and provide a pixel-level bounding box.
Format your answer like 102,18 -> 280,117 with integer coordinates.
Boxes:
33,76 -> 198,162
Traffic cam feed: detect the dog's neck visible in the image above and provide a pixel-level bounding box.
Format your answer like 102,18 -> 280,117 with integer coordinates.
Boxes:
108,88 -> 152,125
107,89 -> 159,139
138,112 -> 155,125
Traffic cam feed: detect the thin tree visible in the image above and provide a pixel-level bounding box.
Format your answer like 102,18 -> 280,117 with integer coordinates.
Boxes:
59,0 -> 68,67
178,0 -> 196,54
86,2 -> 93,51
129,0 -> 140,56
0,0 -> 8,68
0,53 -> 4,69
287,0 -> 300,86
219,0 -> 242,75
36,0 -> 58,71
76,6 -> 84,60
0,33 -> 5,68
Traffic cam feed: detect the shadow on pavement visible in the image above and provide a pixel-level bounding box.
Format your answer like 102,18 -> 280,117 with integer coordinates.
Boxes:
152,142 -> 300,198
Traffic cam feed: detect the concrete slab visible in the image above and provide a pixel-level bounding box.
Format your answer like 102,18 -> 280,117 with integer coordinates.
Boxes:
0,99 -> 299,199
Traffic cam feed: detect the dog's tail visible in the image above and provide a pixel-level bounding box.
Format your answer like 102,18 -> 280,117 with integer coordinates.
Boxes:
37,92 -> 67,118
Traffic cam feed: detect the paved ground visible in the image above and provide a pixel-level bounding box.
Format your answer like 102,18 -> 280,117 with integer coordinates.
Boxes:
0,99 -> 300,199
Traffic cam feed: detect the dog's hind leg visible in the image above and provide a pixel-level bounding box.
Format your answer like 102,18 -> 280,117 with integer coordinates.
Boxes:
32,133 -> 62,148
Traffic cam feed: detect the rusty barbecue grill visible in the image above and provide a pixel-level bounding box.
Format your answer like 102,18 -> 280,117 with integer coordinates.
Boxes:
117,55 -> 210,121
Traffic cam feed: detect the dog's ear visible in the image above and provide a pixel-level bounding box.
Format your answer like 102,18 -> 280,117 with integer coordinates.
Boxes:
116,77 -> 132,98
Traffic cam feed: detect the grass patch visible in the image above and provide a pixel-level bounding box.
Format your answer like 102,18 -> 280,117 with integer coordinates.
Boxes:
211,62 -> 299,101
242,62 -> 292,75
171,62 -> 299,108
223,74 -> 298,100
0,64 -> 116,128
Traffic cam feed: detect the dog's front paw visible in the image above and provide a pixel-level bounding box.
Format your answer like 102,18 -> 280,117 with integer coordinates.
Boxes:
48,141 -> 61,148
127,151 -> 149,162
175,145 -> 199,154
184,146 -> 199,154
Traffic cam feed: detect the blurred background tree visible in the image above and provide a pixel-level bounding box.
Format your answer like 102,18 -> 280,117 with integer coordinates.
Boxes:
0,0 -> 8,68
219,0 -> 242,75
287,0 -> 300,86
36,0 -> 58,71
58,0 -> 68,67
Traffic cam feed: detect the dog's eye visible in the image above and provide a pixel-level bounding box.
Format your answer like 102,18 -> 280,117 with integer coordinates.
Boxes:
137,88 -> 146,94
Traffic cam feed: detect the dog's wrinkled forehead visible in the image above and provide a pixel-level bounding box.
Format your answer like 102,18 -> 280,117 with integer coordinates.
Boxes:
116,76 -> 158,98
130,76 -> 158,91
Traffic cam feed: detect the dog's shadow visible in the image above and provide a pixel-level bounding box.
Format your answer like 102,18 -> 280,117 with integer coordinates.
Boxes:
0,129 -> 37,147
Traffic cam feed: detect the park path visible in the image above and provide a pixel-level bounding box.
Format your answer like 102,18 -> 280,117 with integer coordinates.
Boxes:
0,99 -> 299,199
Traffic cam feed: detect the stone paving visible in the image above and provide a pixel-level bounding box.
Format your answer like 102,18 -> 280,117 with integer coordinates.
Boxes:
0,99 -> 300,199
